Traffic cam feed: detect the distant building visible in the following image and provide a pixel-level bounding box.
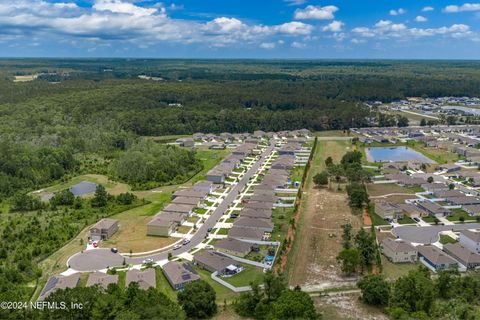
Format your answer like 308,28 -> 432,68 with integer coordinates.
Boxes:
90,218 -> 119,241
374,201 -> 404,219
147,219 -> 177,237
443,243 -> 480,269
418,245 -> 458,271
215,238 -> 252,257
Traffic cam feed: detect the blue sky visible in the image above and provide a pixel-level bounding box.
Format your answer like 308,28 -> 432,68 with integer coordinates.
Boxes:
1,0 -> 480,59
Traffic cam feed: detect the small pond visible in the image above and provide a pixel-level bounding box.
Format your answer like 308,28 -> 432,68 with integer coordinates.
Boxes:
365,146 -> 435,163
69,181 -> 97,196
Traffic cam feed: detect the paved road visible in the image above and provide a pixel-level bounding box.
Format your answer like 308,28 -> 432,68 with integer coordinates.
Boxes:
69,143 -> 275,271
393,223 -> 480,244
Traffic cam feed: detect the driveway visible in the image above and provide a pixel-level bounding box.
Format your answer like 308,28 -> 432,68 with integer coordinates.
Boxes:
68,143 -> 275,271
393,223 -> 480,244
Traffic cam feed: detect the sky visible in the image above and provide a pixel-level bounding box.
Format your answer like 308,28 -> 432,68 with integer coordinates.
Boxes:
1,0 -> 480,59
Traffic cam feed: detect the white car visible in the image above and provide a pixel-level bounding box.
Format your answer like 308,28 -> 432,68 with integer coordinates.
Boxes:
142,258 -> 154,264
173,244 -> 182,250
182,239 -> 191,245
205,245 -> 214,249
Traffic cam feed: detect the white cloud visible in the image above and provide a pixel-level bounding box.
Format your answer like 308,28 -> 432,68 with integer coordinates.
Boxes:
415,15 -> 428,22
422,6 -> 434,12
350,38 -> 365,44
353,19 -> 472,40
444,3 -> 480,12
205,17 -> 245,33
322,20 -> 344,32
284,0 -> 306,6
389,8 -> 406,16
275,21 -> 313,35
93,0 -> 160,17
294,5 -> 338,20
260,42 -> 275,49
291,41 -> 306,48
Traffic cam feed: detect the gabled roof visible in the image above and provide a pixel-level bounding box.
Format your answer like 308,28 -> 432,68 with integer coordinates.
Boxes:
381,238 -> 416,253
418,245 -> 458,265
86,272 -> 118,289
126,269 -> 156,290
39,274 -> 80,301
460,229 -> 480,242
193,250 -> 236,272
443,243 -> 480,264
162,262 -> 200,287
215,237 -> 252,253
92,218 -> 118,230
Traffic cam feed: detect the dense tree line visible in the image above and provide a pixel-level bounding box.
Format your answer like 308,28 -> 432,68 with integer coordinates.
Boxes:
0,186 -> 141,302
358,267 -> 480,319
114,140 -> 201,189
233,271 -> 319,319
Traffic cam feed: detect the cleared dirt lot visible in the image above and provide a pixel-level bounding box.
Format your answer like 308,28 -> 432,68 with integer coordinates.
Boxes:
314,292 -> 388,320
288,140 -> 362,289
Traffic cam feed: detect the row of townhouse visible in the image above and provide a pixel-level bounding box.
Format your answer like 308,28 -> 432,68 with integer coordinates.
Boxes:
147,180 -> 214,237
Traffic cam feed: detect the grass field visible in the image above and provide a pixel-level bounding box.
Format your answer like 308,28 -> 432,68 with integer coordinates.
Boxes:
287,139 -> 362,288
367,183 -> 415,197
223,265 -> 264,287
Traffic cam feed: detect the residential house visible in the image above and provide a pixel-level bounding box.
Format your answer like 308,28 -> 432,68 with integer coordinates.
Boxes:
380,238 -> 417,263
447,196 -> 480,206
463,205 -> 480,216
228,226 -> 265,241
194,181 -> 214,194
172,189 -> 207,199
162,262 -> 200,290
90,218 -> 119,241
417,245 -> 459,271
374,201 -> 404,219
233,217 -> 274,233
147,219 -> 177,237
417,201 -> 451,217
215,238 -> 252,257
193,251 -> 241,275
172,196 -> 202,206
459,230 -> 480,253
38,274 -> 80,301
163,203 -> 195,216
443,243 -> 480,269
126,269 -> 156,290
86,272 -> 119,289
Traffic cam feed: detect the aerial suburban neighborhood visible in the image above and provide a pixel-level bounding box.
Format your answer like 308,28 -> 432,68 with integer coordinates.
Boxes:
3,2 -> 480,317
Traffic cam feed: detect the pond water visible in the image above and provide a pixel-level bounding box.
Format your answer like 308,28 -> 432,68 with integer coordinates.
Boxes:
69,181 -> 97,196
365,146 -> 435,163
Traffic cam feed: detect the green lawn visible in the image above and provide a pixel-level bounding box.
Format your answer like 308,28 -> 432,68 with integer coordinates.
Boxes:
193,267 -> 238,302
216,228 -> 229,235
381,256 -> 419,281
439,234 -> 458,245
422,216 -> 438,224
447,209 -> 472,222
223,265 -> 264,287
397,217 -> 416,224
271,207 -> 295,241
406,186 -> 425,193
155,267 -> 177,301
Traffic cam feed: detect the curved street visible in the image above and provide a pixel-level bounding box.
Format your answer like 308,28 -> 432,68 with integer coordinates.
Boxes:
69,143 -> 275,271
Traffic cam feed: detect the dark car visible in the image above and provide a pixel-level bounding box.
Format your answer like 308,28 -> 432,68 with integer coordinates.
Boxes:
207,227 -> 213,232
111,247 -> 118,253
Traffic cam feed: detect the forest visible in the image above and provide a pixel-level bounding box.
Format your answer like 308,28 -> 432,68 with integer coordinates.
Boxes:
1,59 -> 480,314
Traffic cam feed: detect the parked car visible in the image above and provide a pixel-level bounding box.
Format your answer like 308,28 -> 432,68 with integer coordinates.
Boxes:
207,227 -> 213,232
111,247 -> 118,253
92,242 -> 98,248
205,245 -> 214,249
183,239 -> 190,245
142,258 -> 154,264
413,217 -> 420,222
173,244 -> 182,250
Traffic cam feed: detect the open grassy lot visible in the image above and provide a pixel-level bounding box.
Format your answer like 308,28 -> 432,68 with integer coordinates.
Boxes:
367,183 -> 414,197
407,141 -> 459,164
381,256 -> 419,281
223,265 -> 264,287
287,140 -> 362,288
155,267 -> 177,301
194,267 -> 238,302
